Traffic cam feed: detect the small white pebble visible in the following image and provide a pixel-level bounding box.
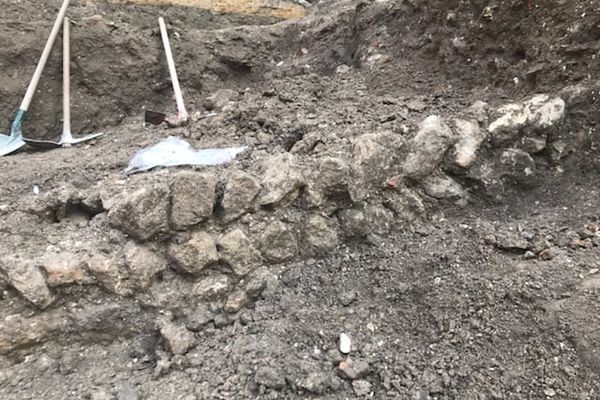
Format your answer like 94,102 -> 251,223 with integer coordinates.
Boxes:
33,185 -> 40,195
339,333 -> 351,354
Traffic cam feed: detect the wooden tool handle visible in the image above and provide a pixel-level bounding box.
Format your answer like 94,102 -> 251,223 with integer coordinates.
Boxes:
159,17 -> 188,121
20,0 -> 70,111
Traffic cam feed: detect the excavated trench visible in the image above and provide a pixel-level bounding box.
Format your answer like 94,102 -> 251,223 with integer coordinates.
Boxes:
2,0 -> 600,399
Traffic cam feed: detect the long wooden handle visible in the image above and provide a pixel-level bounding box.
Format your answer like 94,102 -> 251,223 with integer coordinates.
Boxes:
158,17 -> 188,121
20,0 -> 70,111
62,17 -> 71,136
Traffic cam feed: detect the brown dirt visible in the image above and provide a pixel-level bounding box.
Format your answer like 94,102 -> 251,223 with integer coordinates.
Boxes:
1,0 -> 600,399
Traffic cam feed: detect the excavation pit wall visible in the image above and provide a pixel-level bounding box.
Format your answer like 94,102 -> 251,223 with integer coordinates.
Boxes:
0,84 -> 597,356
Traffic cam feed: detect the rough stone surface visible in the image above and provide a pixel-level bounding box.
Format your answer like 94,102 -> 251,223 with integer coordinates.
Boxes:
258,221 -> 298,262
349,132 -> 403,202
108,185 -> 169,241
168,232 -> 219,275
218,229 -> 263,276
305,215 -> 339,254
193,274 -> 230,300
364,204 -> 394,236
307,157 -> 351,206
338,358 -> 370,380
169,172 -> 217,230
38,251 -> 90,287
402,116 -> 454,180
87,253 -> 128,295
488,103 -> 528,144
422,173 -> 468,201
452,118 -> 486,168
338,209 -> 370,238
519,136 -> 547,154
221,170 -> 260,222
384,187 -> 426,223
160,322 -> 197,355
0,311 -> 64,355
258,153 -> 304,206
0,258 -> 54,309
204,88 -> 238,111
526,95 -> 565,129
124,242 -> 166,289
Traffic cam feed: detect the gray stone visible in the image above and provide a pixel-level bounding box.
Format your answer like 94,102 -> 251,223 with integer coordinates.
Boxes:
160,322 -> 197,355
305,215 -> 339,254
0,258 -> 54,309
168,232 -> 219,275
108,185 -> 169,241
185,303 -> 214,331
519,136 -> 547,154
38,251 -> 90,287
258,221 -> 298,263
204,88 -> 238,111
466,101 -> 489,124
488,103 -> 528,145
349,132 -> 403,202
222,170 -> 260,222
338,357 -> 370,380
402,116 -> 454,180
193,274 -> 230,300
422,173 -> 468,200
452,118 -> 486,168
364,204 -> 394,236
338,209 -> 370,238
218,229 -> 263,277
91,390 -> 113,400
384,187 -> 426,223
117,383 -> 139,400
0,310 -> 64,355
87,253 -> 129,295
224,288 -> 248,313
493,226 -> 530,251
526,95 -> 565,130
255,366 -> 286,389
307,157 -> 351,206
352,380 -> 372,396
225,270 -> 268,313
258,153 -> 304,206
298,372 -> 333,394
169,172 -> 217,230
124,242 -> 166,289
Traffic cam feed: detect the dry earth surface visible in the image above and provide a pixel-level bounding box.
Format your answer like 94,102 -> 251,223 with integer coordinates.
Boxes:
1,0 -> 600,399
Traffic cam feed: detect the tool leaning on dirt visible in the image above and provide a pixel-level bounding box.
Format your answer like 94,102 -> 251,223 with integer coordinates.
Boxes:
144,17 -> 190,127
0,0 -> 70,157
23,18 -> 103,149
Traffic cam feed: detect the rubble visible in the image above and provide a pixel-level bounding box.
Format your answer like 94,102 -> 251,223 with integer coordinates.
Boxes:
168,232 -> 219,275
338,358 -> 370,380
218,229 -> 263,276
193,274 -> 230,300
305,215 -> 339,254
169,171 -> 217,230
221,170 -> 261,222
108,185 -> 170,241
38,251 -> 90,287
160,322 -> 197,355
258,220 -> 298,262
0,258 -> 54,309
124,242 -> 166,289
258,153 -> 304,206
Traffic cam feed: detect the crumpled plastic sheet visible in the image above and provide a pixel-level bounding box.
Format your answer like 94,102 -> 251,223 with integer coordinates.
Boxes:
124,136 -> 247,175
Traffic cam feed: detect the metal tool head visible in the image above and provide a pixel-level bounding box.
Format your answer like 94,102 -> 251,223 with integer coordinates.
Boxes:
0,110 -> 27,156
144,109 -> 167,126
24,131 -> 104,150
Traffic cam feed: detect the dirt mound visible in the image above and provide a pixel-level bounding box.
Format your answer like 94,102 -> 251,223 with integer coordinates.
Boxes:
1,0 -> 600,399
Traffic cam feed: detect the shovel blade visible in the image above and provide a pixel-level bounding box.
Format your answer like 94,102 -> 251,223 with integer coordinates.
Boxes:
22,137 -> 62,150
144,110 -> 167,126
0,134 -> 26,156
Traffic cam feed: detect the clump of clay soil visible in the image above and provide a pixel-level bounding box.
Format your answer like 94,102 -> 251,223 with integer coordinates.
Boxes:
1,0 -> 600,399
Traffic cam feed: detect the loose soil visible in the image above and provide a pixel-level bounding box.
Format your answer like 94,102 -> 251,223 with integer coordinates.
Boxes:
1,0 -> 600,399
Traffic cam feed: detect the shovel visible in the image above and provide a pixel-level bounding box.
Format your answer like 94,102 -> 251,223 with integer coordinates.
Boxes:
0,0 -> 70,156
24,18 -> 103,149
144,17 -> 189,128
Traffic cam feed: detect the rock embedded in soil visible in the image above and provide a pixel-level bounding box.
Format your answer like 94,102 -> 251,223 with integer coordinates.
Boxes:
87,253 -> 128,295
160,322 -> 197,355
0,258 -> 54,309
218,228 -> 263,276
221,170 -> 261,222
452,118 -> 486,168
349,132 -> 403,202
108,185 -> 170,241
124,242 -> 166,289
421,172 -> 468,201
204,88 -> 238,111
488,103 -> 529,145
402,116 -> 454,180
305,215 -> 339,255
193,274 -> 230,300
338,209 -> 371,238
307,157 -> 351,206
258,153 -> 304,206
0,311 -> 64,355
168,232 -> 219,275
169,171 -> 217,230
338,357 -> 370,380
258,220 -> 298,262
38,251 -> 90,287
